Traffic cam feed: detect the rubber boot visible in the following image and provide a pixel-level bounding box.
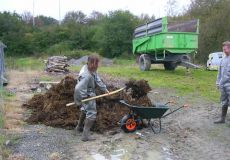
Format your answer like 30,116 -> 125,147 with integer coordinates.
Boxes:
214,106 -> 228,124
75,111 -> 86,134
81,118 -> 96,142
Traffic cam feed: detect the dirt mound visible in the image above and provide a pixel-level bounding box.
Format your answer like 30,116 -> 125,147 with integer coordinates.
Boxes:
24,76 -> 152,132
125,79 -> 151,98
24,76 -> 78,128
124,79 -> 152,106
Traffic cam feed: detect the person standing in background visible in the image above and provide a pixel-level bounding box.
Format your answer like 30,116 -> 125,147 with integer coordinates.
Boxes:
215,41 -> 230,123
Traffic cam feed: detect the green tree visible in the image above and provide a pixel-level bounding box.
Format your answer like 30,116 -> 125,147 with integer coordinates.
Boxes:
0,10 -> 153,58
63,11 -> 86,24
35,15 -> 58,26
93,10 -> 139,58
186,0 -> 230,63
0,11 -> 33,56
21,11 -> 33,24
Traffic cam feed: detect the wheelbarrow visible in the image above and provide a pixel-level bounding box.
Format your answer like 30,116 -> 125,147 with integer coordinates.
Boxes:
119,100 -> 187,134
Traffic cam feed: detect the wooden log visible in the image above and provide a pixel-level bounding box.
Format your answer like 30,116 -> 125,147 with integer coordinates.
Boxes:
45,56 -> 69,73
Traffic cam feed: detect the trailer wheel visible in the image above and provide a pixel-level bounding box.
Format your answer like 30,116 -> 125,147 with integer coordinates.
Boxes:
164,62 -> 177,70
139,54 -> 151,71
120,114 -> 137,133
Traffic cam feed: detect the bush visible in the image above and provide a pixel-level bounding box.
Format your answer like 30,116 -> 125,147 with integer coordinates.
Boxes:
62,49 -> 96,58
43,48 -> 96,59
45,42 -> 72,55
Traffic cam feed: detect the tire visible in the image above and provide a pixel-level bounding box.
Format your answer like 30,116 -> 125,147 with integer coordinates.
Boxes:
164,62 -> 177,70
139,54 -> 151,71
120,114 -> 137,133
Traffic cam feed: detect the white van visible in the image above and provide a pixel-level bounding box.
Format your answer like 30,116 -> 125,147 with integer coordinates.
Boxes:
206,52 -> 224,70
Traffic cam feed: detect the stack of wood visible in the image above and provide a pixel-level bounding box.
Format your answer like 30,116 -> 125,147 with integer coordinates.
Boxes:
45,56 -> 69,73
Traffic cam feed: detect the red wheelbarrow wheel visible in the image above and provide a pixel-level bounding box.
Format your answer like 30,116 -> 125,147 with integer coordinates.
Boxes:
120,114 -> 137,133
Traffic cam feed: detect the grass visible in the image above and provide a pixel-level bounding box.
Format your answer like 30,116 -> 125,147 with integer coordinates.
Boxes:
0,88 -> 17,130
0,134 -> 9,159
0,113 -> 3,128
39,75 -> 56,82
5,56 -> 219,102
70,58 -> 218,102
0,89 -> 5,128
5,56 -> 44,71
97,64 -> 219,101
0,89 -> 7,158
0,89 -> 16,101
113,58 -> 136,65
0,134 -> 16,159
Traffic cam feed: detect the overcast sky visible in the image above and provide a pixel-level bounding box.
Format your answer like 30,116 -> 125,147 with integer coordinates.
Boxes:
0,0 -> 191,20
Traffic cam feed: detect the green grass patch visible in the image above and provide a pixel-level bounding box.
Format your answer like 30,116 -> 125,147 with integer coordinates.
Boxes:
5,56 -> 219,102
0,89 -> 16,101
0,135 -> 6,146
0,134 -> 13,159
113,57 -> 136,65
69,65 -> 81,71
0,114 -> 3,128
0,135 -> 8,159
5,57 -> 44,71
70,61 -> 219,101
0,88 -> 4,129
39,75 -> 55,82
97,64 -> 219,102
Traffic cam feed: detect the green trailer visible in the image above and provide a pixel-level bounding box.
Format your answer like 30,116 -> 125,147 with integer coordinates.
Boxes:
133,17 -> 199,71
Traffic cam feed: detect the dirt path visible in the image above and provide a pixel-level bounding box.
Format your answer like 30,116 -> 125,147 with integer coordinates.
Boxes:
149,89 -> 230,160
3,70 -> 230,160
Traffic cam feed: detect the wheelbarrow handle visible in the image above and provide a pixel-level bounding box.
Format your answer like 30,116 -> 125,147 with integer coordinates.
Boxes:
164,99 -> 177,105
161,104 -> 188,118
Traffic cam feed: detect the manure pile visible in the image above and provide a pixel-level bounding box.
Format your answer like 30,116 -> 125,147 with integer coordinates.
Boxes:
24,76 -> 153,133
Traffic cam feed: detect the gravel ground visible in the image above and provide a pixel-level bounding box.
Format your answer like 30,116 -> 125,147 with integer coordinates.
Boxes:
4,70 -> 230,160
8,125 -> 75,160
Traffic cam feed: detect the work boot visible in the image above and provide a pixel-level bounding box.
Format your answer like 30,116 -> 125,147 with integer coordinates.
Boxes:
81,118 -> 96,142
214,106 -> 228,124
75,111 -> 86,134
